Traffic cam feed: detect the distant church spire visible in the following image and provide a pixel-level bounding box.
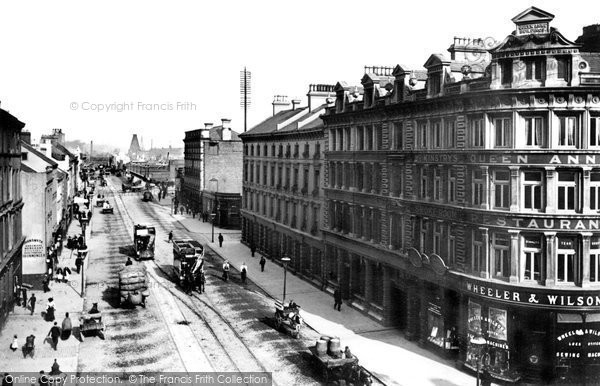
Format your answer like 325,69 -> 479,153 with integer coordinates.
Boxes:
128,134 -> 141,160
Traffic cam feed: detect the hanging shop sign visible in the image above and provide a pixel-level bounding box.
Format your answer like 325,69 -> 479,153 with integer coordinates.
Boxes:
464,279 -> 600,309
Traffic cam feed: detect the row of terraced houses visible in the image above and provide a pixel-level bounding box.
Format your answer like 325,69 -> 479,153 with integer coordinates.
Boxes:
240,7 -> 600,384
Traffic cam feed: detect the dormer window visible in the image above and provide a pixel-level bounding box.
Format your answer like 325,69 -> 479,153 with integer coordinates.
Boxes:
430,73 -> 442,95
500,60 -> 512,85
556,56 -> 570,82
525,57 -> 545,81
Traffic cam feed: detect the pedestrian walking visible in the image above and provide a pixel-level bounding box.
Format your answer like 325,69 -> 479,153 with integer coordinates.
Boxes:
168,231 -> 173,243
218,233 -> 224,248
334,288 -> 342,311
42,275 -> 50,293
240,262 -> 248,284
22,287 -> 28,309
38,371 -> 48,386
259,256 -> 266,272
61,313 -> 72,339
10,335 -> 18,352
29,294 -> 36,315
47,322 -> 61,351
2,373 -> 13,386
45,298 -> 55,322
75,256 -> 82,274
197,271 -> 205,294
222,261 -> 230,282
180,206 -> 184,215
250,243 -> 256,257
125,257 -> 133,266
23,335 -> 35,359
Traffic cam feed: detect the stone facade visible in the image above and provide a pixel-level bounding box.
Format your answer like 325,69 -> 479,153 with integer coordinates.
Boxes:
0,108 -> 25,330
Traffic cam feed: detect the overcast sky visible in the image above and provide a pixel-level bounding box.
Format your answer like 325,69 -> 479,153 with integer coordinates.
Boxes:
1,1 -> 598,151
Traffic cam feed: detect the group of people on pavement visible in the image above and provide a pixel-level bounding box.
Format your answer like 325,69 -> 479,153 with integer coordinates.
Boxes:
2,359 -> 65,386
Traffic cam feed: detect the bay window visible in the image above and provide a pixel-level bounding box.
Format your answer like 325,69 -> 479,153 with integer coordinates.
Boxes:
493,233 -> 510,279
525,116 -> 544,147
493,170 -> 510,209
558,116 -> 579,148
557,170 -> 579,212
523,235 -> 543,282
557,237 -> 577,284
591,171 -> 600,211
591,236 -> 600,283
522,170 -> 543,211
494,117 -> 511,148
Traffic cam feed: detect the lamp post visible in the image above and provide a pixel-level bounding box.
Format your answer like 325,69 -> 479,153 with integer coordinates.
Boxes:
281,256 -> 291,305
470,334 -> 488,386
210,213 -> 216,243
77,247 -> 89,298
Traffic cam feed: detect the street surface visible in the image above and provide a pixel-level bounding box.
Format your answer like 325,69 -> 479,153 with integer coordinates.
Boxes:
78,176 -> 326,384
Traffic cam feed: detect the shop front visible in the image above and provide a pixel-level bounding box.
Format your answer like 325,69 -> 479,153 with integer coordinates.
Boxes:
458,276 -> 600,384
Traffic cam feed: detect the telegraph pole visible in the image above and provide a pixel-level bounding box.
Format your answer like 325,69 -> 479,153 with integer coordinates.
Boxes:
240,67 -> 251,132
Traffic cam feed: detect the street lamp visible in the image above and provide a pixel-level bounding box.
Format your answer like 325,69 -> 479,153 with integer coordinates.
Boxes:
210,213 -> 216,243
281,256 -> 291,305
470,334 -> 488,386
77,247 -> 89,298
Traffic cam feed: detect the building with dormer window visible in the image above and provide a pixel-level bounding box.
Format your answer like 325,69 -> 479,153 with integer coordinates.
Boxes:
322,7 -> 600,384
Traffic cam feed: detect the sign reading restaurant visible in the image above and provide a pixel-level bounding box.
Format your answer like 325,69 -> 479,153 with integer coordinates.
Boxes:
465,280 -> 600,309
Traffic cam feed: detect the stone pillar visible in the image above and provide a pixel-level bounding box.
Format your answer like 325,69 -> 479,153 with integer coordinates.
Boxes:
582,232 -> 592,288
348,162 -> 356,192
544,232 -> 557,286
545,167 -> 556,213
479,227 -> 489,279
364,260 -> 373,303
509,166 -> 520,212
383,268 -> 392,326
482,166 -> 490,210
348,203 -> 355,237
509,229 -> 520,283
583,167 -> 592,213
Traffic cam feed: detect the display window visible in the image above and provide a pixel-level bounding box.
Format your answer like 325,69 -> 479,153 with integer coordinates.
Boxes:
427,302 -> 445,347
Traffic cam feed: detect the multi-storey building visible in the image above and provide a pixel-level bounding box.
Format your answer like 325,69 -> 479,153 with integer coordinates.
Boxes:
20,139 -> 60,286
240,86 -> 333,286
322,7 -> 600,383
183,119 -> 243,227
0,108 -> 25,329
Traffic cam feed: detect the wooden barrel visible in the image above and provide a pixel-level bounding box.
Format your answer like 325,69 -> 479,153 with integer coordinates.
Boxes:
328,337 -> 341,355
316,340 -> 328,356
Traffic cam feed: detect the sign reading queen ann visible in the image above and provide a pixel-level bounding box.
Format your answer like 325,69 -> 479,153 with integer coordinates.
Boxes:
512,6 -> 554,36
22,238 -> 46,275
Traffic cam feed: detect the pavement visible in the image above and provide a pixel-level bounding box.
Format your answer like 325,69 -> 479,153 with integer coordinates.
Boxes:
0,207 -> 95,374
155,196 -> 478,386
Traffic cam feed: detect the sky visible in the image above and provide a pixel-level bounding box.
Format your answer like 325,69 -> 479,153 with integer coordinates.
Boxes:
1,0 -> 598,151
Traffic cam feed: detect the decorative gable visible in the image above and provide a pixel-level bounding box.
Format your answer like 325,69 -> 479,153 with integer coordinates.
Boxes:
511,6 -> 555,36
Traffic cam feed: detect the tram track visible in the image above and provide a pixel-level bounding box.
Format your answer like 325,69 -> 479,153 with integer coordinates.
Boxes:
107,180 -> 277,380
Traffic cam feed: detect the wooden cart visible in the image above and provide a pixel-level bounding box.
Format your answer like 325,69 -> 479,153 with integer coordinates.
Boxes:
310,346 -> 372,385
79,312 -> 106,341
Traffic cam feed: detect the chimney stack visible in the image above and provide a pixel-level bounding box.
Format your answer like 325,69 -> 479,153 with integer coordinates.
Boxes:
307,84 -> 336,112
21,131 -> 31,145
202,123 -> 213,139
221,118 -> 231,130
272,95 -> 290,116
291,99 -> 301,110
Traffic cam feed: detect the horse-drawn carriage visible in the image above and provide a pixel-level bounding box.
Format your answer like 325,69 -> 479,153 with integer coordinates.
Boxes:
274,300 -> 303,339
79,304 -> 106,341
